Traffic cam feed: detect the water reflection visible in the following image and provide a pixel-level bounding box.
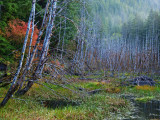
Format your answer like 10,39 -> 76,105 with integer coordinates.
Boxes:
122,95 -> 160,119
124,97 -> 160,120
132,100 -> 160,119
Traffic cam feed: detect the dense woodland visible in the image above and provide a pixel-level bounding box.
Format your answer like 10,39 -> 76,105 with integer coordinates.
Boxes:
0,0 -> 160,119
0,0 -> 160,72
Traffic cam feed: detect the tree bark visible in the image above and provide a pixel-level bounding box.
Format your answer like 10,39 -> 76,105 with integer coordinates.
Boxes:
0,0 -> 36,107
16,0 -> 58,95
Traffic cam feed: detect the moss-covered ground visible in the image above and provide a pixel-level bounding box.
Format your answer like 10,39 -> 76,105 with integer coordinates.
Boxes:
0,73 -> 160,120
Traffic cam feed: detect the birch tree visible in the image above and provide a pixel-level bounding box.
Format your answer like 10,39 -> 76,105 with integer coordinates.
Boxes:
0,0 -> 58,107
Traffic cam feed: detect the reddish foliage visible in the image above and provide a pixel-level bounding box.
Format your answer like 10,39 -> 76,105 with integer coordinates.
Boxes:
51,60 -> 64,69
5,19 -> 39,46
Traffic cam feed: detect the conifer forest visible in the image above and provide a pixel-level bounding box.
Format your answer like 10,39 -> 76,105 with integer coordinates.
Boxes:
0,0 -> 160,119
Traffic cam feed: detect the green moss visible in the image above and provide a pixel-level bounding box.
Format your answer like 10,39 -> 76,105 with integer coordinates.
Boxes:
135,96 -> 154,102
0,73 -> 159,119
0,93 -> 132,120
0,80 -> 133,120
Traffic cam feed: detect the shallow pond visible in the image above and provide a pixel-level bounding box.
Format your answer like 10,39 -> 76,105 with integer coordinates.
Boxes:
132,100 -> 160,119
123,96 -> 160,120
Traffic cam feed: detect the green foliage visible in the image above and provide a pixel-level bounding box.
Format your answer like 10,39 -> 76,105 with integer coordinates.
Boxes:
0,0 -> 43,62
0,35 -> 14,58
1,0 -> 31,20
50,0 -> 81,52
0,0 -> 44,30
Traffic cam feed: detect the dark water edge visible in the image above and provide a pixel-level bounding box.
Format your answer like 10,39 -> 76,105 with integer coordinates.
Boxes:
122,96 -> 160,120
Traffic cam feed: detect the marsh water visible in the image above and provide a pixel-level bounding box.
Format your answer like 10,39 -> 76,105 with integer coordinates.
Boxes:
124,97 -> 160,120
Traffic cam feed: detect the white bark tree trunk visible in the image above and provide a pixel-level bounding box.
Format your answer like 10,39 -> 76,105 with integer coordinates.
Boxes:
0,0 -> 36,107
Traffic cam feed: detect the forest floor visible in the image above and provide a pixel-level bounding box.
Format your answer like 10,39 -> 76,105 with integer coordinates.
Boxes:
0,73 -> 160,120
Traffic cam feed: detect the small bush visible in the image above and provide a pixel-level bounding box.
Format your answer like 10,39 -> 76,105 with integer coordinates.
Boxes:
5,19 -> 39,46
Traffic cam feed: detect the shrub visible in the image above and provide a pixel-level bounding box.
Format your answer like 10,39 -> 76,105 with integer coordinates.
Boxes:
5,19 -> 39,47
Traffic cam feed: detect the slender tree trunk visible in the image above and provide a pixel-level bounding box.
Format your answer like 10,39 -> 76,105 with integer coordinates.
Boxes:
15,0 -> 51,95
0,0 -> 36,107
17,5 -> 36,92
57,17 -> 62,53
61,17 -> 66,59
17,0 -> 58,95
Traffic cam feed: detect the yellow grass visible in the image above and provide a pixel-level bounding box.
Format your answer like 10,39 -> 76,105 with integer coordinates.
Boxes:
135,85 -> 155,91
